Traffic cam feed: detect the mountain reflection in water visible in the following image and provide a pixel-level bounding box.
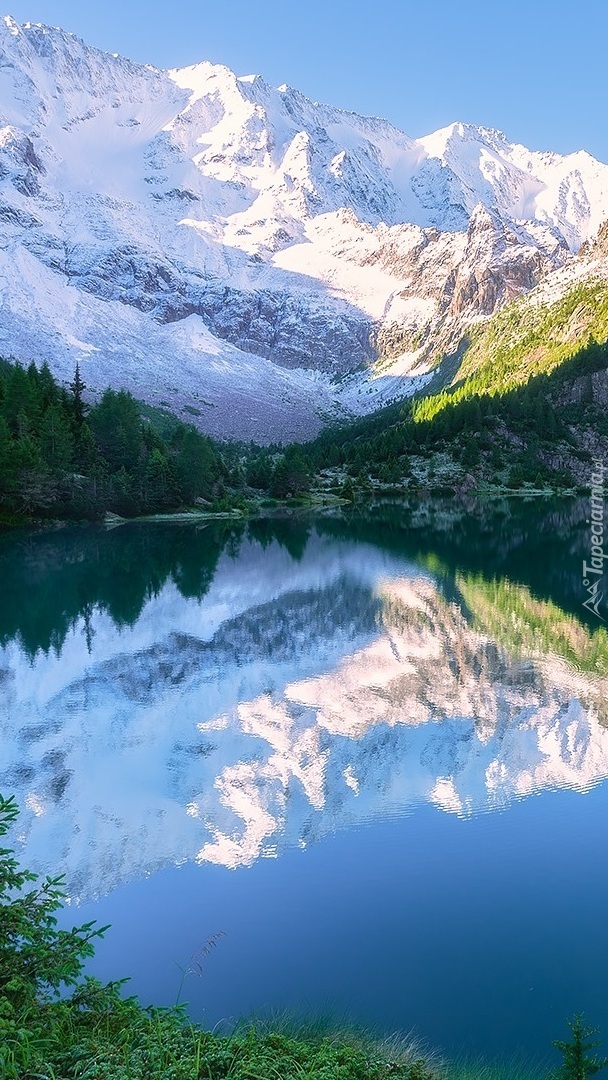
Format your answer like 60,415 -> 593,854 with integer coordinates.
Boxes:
0,500 -> 607,899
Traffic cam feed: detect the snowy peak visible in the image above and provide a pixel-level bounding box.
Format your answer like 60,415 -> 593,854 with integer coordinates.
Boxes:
419,120 -> 608,250
0,15 -> 606,438
167,58 -> 421,228
0,15 -> 606,244
3,532 -> 608,892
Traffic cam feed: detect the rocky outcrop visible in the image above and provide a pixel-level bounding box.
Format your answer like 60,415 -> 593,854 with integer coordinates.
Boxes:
0,126 -> 45,196
446,205 -> 567,318
579,218 -> 608,258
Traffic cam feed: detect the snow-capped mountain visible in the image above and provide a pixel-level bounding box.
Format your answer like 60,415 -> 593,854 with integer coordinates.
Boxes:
1,15 -> 607,438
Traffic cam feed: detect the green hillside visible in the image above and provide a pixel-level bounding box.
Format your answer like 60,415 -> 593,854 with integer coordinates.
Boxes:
414,276 -> 608,423
281,274 -> 608,494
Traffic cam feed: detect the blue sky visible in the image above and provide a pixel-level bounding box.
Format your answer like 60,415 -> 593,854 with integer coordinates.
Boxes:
6,0 -> 608,161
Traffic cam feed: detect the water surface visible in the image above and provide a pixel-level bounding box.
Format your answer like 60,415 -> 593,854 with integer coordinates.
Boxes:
1,500 -> 607,1058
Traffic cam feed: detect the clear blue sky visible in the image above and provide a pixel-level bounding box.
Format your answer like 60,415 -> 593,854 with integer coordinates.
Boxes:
6,0 -> 608,162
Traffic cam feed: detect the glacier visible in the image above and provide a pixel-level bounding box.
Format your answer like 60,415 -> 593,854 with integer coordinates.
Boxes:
0,16 -> 607,438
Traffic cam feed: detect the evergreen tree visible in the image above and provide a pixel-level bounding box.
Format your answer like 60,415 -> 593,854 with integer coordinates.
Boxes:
270,456 -> 290,498
283,447 -> 311,494
109,466 -> 137,516
90,389 -> 143,471
69,362 -> 88,428
37,361 -> 57,407
143,449 -> 177,511
553,1016 -> 608,1080
246,455 -> 272,491
175,428 -> 216,502
0,415 -> 16,497
73,422 -> 101,474
40,404 -> 74,471
461,438 -> 481,469
2,364 -> 37,436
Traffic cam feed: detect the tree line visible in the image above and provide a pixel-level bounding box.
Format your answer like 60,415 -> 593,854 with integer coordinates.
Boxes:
2,332 -> 607,521
278,335 -> 608,491
0,359 -> 228,519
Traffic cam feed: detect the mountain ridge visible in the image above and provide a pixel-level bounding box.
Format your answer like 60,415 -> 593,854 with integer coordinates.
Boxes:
0,15 -> 607,440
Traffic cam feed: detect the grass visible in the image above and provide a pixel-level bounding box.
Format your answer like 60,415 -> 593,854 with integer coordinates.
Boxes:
447,1057 -> 550,1080
235,1008 -> 440,1066
413,278 -> 608,424
453,278 -> 608,392
0,794 -> 440,1080
0,990 -> 442,1080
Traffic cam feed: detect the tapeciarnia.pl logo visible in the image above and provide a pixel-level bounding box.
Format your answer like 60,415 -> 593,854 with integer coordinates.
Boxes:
582,460 -> 606,621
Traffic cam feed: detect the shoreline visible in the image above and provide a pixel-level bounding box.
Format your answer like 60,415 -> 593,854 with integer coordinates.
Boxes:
0,484 -> 580,534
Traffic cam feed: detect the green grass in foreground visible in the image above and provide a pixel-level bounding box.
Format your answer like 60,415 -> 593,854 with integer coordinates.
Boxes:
448,1062 -> 547,1080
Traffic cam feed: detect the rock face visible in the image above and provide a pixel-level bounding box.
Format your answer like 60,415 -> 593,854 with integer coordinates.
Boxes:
446,205 -> 562,317
0,16 -> 607,438
580,217 -> 608,259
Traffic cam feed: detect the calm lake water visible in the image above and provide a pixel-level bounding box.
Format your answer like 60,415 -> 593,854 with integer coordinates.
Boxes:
1,500 -> 608,1060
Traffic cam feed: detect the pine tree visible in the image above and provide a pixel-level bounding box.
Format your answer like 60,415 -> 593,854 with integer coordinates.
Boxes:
2,365 -> 37,436
0,415 -> 16,497
90,389 -> 143,471
143,448 -> 176,511
175,428 -> 216,502
284,447 -> 311,494
35,361 -> 58,410
553,1015 -> 608,1080
40,404 -> 74,471
69,362 -> 88,428
270,456 -> 290,498
73,422 -> 101,473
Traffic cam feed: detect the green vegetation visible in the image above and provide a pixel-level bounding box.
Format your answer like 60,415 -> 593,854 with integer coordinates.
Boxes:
3,277 -> 608,521
0,357 -> 321,523
278,289 -> 608,494
450,279 -> 608,394
411,280 -> 608,427
0,520 -> 236,657
0,792 -> 601,1079
448,1061 -> 547,1080
552,1016 -> 608,1080
0,793 -> 435,1079
456,574 -> 608,678
0,360 -> 231,521
0,497 -> 598,660
237,279 -> 606,497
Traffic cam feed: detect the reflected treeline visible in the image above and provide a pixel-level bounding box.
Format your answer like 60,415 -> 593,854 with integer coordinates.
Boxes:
247,517 -> 312,562
456,573 -> 608,682
316,496 -> 599,633
0,497 -> 600,658
0,521 -> 242,657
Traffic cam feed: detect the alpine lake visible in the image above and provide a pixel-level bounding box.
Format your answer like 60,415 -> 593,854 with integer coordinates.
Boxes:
1,497 -> 607,1063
